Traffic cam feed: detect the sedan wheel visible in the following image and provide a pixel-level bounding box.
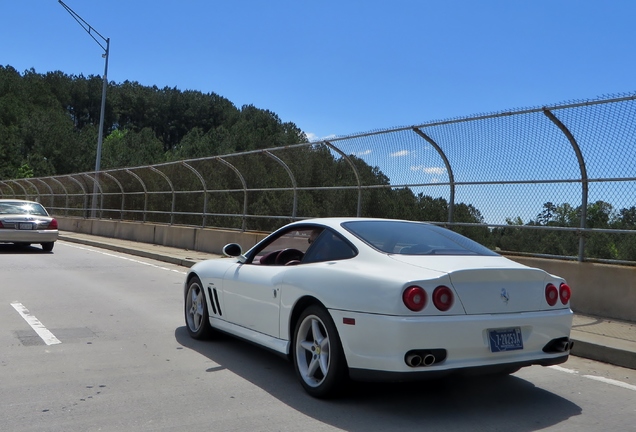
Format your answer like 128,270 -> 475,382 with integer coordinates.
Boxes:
41,242 -> 54,252
293,305 -> 347,398
185,276 -> 213,339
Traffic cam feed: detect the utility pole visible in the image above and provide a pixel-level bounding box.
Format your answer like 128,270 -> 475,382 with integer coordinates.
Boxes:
58,0 -> 110,217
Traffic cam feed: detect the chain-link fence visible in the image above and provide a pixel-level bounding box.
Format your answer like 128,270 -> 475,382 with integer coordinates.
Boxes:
2,93 -> 636,264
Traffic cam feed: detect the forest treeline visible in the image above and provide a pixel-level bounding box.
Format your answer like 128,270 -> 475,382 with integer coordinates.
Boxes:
492,201 -> 636,261
1,65 -> 634,261
0,65 -> 305,178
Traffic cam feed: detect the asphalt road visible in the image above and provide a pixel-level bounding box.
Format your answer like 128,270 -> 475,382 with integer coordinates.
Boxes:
1,240 -> 635,432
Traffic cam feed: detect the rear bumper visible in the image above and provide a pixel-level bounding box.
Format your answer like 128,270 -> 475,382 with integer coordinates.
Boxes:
349,354 -> 569,382
330,308 -> 573,378
0,230 -> 59,243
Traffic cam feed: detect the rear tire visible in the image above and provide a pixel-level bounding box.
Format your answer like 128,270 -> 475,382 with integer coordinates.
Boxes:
293,305 -> 348,398
41,242 -> 54,252
185,276 -> 213,339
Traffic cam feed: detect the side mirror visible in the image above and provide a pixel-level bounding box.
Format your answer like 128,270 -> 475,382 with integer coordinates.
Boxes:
222,243 -> 243,257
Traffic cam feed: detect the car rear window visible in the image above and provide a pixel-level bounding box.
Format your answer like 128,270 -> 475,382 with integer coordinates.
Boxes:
342,220 -> 498,256
0,201 -> 49,216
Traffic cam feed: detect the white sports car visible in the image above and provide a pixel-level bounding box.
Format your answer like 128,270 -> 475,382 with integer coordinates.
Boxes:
184,218 -> 573,398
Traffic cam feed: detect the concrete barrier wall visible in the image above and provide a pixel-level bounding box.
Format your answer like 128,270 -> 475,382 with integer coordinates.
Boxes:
57,217 -> 635,323
508,256 -> 636,323
57,217 -> 268,256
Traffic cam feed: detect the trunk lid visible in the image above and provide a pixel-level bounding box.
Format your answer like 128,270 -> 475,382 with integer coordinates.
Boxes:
389,255 -> 552,313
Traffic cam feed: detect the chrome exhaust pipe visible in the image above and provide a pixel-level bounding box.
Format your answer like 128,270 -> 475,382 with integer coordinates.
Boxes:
556,341 -> 570,352
543,338 -> 574,354
422,353 -> 436,366
406,354 -> 422,367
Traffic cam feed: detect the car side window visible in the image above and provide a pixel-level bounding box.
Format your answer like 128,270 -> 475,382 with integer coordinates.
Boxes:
302,231 -> 356,263
250,228 -> 317,266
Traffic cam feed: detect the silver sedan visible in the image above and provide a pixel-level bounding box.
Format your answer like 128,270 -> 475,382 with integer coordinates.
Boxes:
0,199 -> 59,251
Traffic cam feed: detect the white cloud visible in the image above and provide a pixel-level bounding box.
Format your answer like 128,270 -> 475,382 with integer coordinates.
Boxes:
356,149 -> 372,156
390,150 -> 411,157
410,165 -> 446,175
306,133 -> 337,142
423,167 -> 446,175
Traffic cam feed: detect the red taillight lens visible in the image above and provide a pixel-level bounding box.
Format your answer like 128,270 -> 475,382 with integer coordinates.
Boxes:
0,221 -> 4,228
545,283 -> 558,306
559,283 -> 571,304
403,286 -> 427,311
46,219 -> 58,230
432,285 -> 454,311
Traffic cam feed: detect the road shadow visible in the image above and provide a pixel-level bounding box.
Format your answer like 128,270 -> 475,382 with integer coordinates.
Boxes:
174,326 -> 581,431
0,244 -> 52,254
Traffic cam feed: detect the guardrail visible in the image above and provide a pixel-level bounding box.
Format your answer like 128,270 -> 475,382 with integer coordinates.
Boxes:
2,93 -> 635,264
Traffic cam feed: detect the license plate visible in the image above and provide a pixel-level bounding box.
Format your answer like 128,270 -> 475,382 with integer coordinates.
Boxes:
488,327 -> 523,352
19,223 -> 34,230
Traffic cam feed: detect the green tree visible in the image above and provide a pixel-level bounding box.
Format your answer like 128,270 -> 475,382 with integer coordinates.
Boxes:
16,163 -> 33,178
585,200 -> 615,229
102,128 -> 164,169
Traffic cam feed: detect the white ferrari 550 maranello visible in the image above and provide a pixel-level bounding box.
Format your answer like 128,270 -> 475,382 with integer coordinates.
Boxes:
184,218 -> 573,398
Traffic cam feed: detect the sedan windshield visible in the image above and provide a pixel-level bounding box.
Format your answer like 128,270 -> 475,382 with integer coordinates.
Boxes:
342,220 -> 498,256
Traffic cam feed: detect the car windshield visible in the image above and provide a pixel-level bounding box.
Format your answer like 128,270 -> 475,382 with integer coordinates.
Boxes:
0,201 -> 49,216
342,220 -> 498,256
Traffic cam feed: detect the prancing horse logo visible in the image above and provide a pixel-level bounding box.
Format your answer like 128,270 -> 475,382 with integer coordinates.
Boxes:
500,288 -> 510,304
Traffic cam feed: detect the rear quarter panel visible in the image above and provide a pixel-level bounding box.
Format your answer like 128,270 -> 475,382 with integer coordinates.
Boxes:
278,256 -> 454,340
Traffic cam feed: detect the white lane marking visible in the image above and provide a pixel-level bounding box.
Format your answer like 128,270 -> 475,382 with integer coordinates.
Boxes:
11,302 -> 62,345
549,365 -> 636,392
61,242 -> 186,275
583,375 -> 636,392
549,365 -> 578,374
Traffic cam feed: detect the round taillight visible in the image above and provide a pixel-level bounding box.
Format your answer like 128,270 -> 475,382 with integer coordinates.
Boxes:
559,283 -> 571,304
403,286 -> 427,312
545,283 -> 558,306
432,285 -> 454,311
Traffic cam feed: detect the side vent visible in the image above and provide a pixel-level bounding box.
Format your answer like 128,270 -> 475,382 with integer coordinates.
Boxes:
207,287 -> 218,315
212,287 -> 222,316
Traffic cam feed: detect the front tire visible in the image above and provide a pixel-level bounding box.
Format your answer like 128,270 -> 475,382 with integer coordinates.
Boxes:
185,276 -> 213,339
293,305 -> 348,398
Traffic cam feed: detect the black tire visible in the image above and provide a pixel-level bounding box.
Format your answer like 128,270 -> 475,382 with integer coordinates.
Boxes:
184,276 -> 213,339
41,242 -> 54,252
292,305 -> 348,398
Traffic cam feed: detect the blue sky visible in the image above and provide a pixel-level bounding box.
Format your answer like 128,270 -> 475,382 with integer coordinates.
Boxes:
2,0 -> 635,142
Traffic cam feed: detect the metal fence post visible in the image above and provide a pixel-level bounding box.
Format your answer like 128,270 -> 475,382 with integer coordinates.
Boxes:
543,108 -> 589,262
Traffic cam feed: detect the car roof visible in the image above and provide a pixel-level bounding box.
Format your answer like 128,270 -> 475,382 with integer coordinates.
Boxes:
286,217 -> 432,230
0,199 -> 41,204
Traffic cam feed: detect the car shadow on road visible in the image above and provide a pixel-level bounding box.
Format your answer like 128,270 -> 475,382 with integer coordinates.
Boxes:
0,244 -> 51,254
174,326 -> 581,431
